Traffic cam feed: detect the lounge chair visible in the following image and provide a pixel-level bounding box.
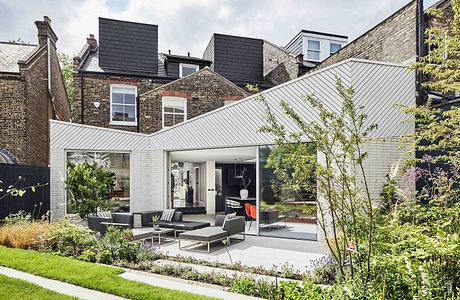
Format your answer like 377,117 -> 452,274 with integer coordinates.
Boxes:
178,215 -> 245,252
87,212 -> 134,235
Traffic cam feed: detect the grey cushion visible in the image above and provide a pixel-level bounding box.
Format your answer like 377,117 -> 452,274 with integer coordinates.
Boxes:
223,216 -> 245,235
158,220 -> 210,230
139,211 -> 163,226
112,213 -> 134,228
179,227 -> 228,242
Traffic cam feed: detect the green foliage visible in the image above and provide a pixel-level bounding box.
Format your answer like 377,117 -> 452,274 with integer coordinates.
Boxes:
230,276 -> 256,296
98,226 -> 139,263
42,219 -> 97,257
58,53 -> 75,114
410,0 -> 460,93
0,246 -> 214,300
0,274 -> 77,300
258,77 -> 377,279
0,176 -> 48,201
65,161 -> 115,219
3,211 -> 32,226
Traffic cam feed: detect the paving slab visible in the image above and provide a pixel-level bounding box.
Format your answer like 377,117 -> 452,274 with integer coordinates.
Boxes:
0,266 -> 126,300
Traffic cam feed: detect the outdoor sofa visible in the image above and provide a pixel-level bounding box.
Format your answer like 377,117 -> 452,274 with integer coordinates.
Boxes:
138,210 -> 210,233
178,215 -> 245,252
87,212 -> 134,235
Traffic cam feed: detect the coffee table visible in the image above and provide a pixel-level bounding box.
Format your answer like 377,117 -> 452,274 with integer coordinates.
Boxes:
132,227 -> 175,245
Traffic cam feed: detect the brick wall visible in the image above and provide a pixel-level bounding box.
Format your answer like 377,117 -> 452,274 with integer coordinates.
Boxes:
23,47 -> 53,167
315,0 -> 418,70
73,73 -> 168,132
139,68 -> 248,133
263,40 -> 299,84
0,75 -> 27,163
49,44 -> 71,122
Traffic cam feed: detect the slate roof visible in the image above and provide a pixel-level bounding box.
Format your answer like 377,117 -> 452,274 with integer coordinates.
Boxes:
0,42 -> 37,73
80,49 -> 167,77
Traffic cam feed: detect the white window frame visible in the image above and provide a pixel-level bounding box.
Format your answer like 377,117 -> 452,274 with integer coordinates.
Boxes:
179,63 -> 199,77
109,84 -> 137,126
162,96 -> 187,128
330,43 -> 342,55
306,39 -> 321,62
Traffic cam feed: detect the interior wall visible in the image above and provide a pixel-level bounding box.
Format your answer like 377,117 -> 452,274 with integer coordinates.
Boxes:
216,163 -> 256,199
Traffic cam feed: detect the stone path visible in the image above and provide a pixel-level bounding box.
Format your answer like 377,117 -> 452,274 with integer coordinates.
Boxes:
0,266 -> 126,300
120,268 -> 261,300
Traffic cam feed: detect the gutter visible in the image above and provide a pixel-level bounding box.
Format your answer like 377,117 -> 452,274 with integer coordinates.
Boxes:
416,0 -> 425,106
80,72 -> 84,123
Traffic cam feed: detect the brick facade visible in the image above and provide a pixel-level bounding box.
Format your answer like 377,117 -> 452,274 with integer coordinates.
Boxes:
315,1 -> 418,70
263,40 -> 300,84
139,68 -> 248,133
0,17 -> 70,166
72,73 -> 168,132
0,75 -> 27,163
74,62 -> 247,134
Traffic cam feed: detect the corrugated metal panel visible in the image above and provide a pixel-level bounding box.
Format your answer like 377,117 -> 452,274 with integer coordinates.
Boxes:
50,121 -> 150,151
150,59 -> 413,151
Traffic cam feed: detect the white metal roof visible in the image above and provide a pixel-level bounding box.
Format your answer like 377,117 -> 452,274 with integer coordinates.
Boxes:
50,58 -> 415,152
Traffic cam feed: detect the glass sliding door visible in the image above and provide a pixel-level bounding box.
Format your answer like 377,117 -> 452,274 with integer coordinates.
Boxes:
66,151 -> 130,213
258,145 -> 317,240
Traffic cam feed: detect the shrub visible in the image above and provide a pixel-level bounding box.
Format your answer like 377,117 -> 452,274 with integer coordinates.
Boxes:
310,256 -> 337,285
0,222 -> 51,249
97,226 -> 140,263
3,211 -> 32,226
230,276 -> 256,296
42,219 -> 97,257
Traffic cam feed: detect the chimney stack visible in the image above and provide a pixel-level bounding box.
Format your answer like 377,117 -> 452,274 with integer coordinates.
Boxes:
296,53 -> 304,64
86,34 -> 98,50
35,16 -> 58,47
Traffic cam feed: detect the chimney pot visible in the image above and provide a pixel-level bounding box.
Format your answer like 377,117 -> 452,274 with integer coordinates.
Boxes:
86,34 -> 98,50
168,49 -> 171,55
296,53 -> 304,63
187,52 -> 190,57
43,16 -> 51,23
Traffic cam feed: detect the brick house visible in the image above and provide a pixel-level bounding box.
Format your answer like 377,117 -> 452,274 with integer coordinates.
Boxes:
0,17 -> 70,166
73,18 -> 323,134
310,0 -> 453,105
73,18 -> 248,134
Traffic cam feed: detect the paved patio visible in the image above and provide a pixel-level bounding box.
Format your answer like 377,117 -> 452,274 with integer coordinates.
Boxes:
158,234 -> 327,273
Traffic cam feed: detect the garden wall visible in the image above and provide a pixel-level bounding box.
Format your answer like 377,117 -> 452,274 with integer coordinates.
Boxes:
0,164 -> 50,220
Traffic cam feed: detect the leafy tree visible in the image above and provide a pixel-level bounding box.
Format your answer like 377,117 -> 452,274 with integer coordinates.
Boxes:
65,162 -> 115,219
58,53 -> 75,115
411,0 -> 460,93
254,78 -> 377,280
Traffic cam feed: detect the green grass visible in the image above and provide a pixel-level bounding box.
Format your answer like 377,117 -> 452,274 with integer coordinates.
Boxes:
0,274 -> 77,300
0,246 -> 215,300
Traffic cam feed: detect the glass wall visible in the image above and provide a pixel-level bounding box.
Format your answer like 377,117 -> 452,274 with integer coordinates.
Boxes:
258,145 -> 317,240
66,151 -> 130,213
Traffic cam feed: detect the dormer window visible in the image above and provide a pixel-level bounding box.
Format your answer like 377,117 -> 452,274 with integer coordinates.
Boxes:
179,63 -> 199,77
110,84 -> 137,126
307,40 -> 320,61
330,43 -> 342,55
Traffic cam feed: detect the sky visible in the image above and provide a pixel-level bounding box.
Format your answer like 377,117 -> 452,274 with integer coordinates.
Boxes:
0,0 -> 439,57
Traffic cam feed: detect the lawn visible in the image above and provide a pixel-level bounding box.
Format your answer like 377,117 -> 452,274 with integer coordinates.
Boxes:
0,274 -> 77,300
0,246 -> 215,300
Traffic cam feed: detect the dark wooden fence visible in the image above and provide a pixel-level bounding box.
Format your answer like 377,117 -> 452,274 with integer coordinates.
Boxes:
0,164 -> 50,220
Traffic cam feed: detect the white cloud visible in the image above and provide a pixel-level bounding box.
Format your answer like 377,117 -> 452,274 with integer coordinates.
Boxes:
0,0 -> 440,57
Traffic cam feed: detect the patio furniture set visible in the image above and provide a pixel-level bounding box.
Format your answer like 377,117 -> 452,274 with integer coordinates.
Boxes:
87,210 -> 245,252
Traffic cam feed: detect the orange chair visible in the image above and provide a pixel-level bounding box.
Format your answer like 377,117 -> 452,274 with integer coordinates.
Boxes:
244,203 -> 253,230
249,204 -> 258,231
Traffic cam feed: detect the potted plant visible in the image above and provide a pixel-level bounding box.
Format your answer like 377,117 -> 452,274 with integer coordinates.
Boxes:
240,168 -> 251,200
152,215 -> 160,231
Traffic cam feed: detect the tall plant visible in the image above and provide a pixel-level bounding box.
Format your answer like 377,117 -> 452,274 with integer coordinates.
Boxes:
254,78 -> 377,280
65,162 -> 115,219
